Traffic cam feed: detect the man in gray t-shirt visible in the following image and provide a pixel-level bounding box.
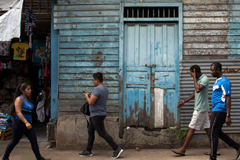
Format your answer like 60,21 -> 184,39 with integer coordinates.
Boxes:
89,85 -> 108,117
79,72 -> 123,159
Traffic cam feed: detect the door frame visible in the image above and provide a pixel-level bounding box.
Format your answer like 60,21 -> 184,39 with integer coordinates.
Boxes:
118,2 -> 183,138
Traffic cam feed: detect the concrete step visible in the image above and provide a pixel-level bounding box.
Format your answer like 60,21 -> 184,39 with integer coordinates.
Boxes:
0,139 -> 55,149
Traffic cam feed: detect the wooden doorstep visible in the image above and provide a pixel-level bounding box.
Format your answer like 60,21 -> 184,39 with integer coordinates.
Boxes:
0,127 -> 13,141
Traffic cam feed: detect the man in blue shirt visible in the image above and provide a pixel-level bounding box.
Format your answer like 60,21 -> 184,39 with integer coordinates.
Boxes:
209,62 -> 240,160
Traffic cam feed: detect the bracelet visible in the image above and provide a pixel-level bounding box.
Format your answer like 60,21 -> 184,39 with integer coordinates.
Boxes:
182,100 -> 185,104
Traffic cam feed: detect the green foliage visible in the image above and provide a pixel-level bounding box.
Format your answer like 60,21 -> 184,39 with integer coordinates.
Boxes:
165,128 -> 189,140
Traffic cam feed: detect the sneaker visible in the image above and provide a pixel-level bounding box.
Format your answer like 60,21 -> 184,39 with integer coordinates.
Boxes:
236,149 -> 240,160
111,147 -> 123,159
79,150 -> 93,157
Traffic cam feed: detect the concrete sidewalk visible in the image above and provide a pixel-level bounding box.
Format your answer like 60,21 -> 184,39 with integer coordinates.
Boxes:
0,141 -> 237,160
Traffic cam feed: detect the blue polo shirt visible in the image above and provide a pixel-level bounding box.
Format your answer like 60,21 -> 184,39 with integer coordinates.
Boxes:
212,76 -> 231,113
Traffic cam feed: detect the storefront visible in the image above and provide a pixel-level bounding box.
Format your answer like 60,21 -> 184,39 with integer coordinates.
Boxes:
0,0 -> 55,141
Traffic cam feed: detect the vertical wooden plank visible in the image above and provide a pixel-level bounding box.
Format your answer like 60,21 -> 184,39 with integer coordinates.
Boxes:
167,24 -> 175,67
139,25 -> 148,66
154,24 -> 163,66
138,89 -> 145,126
163,24 -> 167,66
178,3 -> 183,61
134,88 -> 139,126
120,2 -> 125,136
150,24 -> 155,66
154,88 -> 164,128
51,0 -> 59,119
134,25 -> 139,66
127,25 -> 135,66
127,89 -> 135,126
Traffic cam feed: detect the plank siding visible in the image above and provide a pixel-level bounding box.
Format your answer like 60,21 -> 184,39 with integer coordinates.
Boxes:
54,0 -> 240,118
183,1 -> 240,59
54,1 -> 120,116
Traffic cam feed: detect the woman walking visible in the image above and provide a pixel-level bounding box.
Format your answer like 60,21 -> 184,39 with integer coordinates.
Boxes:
2,83 -> 50,160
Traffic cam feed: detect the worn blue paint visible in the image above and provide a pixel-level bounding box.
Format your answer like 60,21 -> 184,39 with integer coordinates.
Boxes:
59,49 -> 119,55
51,0 -> 59,120
55,23 -> 119,30
123,18 -> 179,21
122,23 -> 179,127
194,135 -> 208,141
228,6 -> 240,59
120,3 -> 182,128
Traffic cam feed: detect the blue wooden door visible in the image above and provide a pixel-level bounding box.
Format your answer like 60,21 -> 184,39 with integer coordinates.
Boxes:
123,23 -> 179,129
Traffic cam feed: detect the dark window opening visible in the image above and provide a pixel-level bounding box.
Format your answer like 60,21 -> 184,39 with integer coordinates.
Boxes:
124,7 -> 178,18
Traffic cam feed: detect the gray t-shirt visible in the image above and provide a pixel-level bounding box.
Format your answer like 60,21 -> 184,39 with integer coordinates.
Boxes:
89,85 -> 108,117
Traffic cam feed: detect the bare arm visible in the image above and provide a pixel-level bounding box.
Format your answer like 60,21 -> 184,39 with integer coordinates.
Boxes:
225,95 -> 231,115
84,93 -> 98,105
184,91 -> 195,103
225,95 -> 232,126
191,69 -> 205,93
193,79 -> 205,93
177,92 -> 195,109
15,97 -> 32,129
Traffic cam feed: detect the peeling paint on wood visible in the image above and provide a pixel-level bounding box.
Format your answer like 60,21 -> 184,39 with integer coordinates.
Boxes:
184,30 -> 228,36
54,11 -> 119,17
59,29 -> 119,36
59,49 -> 119,55
184,11 -> 229,17
60,36 -> 119,42
183,49 -> 232,55
184,43 -> 230,49
184,18 -> 228,23
59,93 -> 119,100
54,5 -> 120,11
55,23 -> 119,30
183,5 -> 228,11
184,24 -> 229,30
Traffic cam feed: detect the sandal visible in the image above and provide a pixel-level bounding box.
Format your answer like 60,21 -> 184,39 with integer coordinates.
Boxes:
171,149 -> 186,156
204,151 -> 220,156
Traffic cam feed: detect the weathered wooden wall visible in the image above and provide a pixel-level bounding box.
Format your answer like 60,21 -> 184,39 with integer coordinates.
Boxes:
183,0 -> 240,59
54,0 -> 121,116
54,0 -> 240,117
